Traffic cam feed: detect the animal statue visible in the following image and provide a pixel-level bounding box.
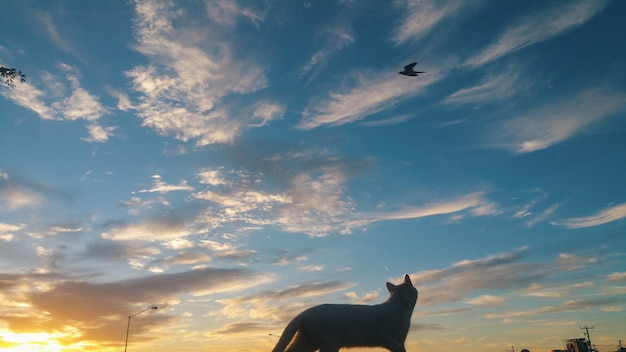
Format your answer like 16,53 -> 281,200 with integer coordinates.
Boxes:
271,274 -> 418,352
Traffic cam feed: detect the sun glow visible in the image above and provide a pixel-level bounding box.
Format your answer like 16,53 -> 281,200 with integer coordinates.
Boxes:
0,329 -> 86,352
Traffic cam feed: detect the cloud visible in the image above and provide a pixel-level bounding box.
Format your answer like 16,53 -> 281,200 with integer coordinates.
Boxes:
301,18 -> 354,85
272,167 -> 351,236
404,248 -> 614,310
0,222 -> 24,241
444,64 -> 528,104
9,267 -> 272,345
207,322 -> 269,336
192,164 -> 349,237
83,239 -> 160,261
606,272 -> 626,283
119,196 -> 170,215
51,72 -> 110,122
83,123 -> 117,143
101,218 -> 193,241
464,294 -> 506,306
127,0 -> 275,146
362,114 -> 412,127
552,203 -> 626,229
216,280 -> 356,322
160,251 -> 212,266
345,290 -> 380,303
490,87 -> 626,153
0,171 -> 42,210
0,80 -> 55,119
392,0 -> 476,45
136,175 -> 194,193
407,248 -> 603,306
37,12 -> 85,62
299,69 -> 438,129
0,65 -> 111,142
524,203 -> 560,227
463,0 -> 609,68
365,192 -> 500,223
522,282 -> 595,299
104,85 -> 135,111
484,297 -> 625,319
250,101 -> 285,127
205,0 -> 265,27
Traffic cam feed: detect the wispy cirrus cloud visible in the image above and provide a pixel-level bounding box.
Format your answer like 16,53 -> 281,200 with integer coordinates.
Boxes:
216,280 -> 356,322
300,68 -> 440,129
392,0 -> 477,45
489,87 -> 626,153
444,63 -> 529,104
463,0 -> 610,68
301,18 -> 354,85
206,0 -> 265,27
552,202 -> 626,229
128,0 -> 281,146
409,247 -> 604,307
366,192 -> 500,223
136,175 -> 194,194
119,196 -> 170,215
484,297 -> 624,319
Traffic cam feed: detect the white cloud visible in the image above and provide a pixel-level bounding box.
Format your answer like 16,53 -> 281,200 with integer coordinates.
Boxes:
606,272 -> 626,283
197,169 -> 226,186
0,186 -> 41,211
0,222 -> 24,241
206,0 -> 265,27
444,64 -> 528,104
105,86 -> 135,111
52,74 -> 109,121
192,164 -> 500,237
393,0 -> 475,45
464,0 -> 609,68
249,101 -> 285,127
273,168 -> 352,236
301,19 -> 354,85
552,203 -> 626,229
367,192 -> 499,222
83,123 -> 117,143
525,203 -> 560,228
464,294 -> 506,306
1,66 -> 111,143
120,196 -> 170,215
300,68 -> 439,129
137,175 -> 194,193
491,87 -> 626,153
101,219 -> 193,241
127,0 -> 274,146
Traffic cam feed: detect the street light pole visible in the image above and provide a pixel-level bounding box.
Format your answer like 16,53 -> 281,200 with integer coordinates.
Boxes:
124,306 -> 158,352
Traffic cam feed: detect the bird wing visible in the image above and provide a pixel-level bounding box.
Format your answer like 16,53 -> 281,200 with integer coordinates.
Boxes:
404,62 -> 417,70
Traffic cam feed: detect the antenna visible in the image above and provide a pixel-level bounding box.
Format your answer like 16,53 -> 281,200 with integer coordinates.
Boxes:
579,326 -> 594,351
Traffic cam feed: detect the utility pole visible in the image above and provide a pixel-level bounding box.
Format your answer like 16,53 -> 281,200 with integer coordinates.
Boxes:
579,326 -> 594,351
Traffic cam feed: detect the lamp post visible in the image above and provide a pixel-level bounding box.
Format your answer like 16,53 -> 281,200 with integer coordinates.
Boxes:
124,306 -> 158,352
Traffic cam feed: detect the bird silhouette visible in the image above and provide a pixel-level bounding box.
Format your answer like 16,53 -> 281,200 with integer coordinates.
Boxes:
399,62 -> 424,76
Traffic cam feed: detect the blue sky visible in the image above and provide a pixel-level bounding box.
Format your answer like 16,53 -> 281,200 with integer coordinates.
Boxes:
1,0 -> 625,351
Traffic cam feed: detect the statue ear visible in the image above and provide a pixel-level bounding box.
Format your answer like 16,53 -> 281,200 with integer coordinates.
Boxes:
404,274 -> 412,285
386,282 -> 395,293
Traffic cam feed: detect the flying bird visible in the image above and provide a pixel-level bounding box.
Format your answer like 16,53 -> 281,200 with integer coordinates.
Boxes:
399,62 -> 424,76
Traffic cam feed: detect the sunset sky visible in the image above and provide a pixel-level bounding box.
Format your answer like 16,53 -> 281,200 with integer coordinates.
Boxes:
1,0 -> 625,351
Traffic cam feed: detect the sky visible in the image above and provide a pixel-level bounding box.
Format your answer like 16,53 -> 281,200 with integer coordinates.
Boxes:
0,0 -> 625,351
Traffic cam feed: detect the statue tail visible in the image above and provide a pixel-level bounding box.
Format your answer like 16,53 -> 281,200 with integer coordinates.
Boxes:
271,316 -> 301,352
